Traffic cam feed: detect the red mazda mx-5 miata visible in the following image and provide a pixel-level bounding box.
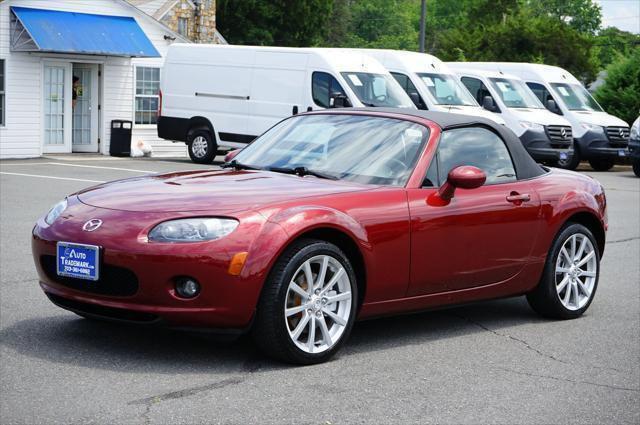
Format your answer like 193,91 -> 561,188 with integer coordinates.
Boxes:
32,109 -> 607,364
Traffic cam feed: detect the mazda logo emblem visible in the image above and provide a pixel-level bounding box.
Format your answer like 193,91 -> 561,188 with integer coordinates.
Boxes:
82,219 -> 103,232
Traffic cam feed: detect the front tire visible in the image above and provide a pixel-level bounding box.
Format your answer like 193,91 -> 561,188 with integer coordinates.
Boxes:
527,223 -> 600,319
187,129 -> 216,164
252,239 -> 358,364
633,159 -> 640,177
555,147 -> 580,170
588,158 -> 614,171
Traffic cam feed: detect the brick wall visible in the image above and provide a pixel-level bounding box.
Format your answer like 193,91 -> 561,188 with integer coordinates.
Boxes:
160,0 -> 221,44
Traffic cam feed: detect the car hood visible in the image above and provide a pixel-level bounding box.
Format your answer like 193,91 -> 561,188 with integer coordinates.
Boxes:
509,108 -> 571,126
572,111 -> 629,127
77,169 -> 373,213
439,105 -> 507,125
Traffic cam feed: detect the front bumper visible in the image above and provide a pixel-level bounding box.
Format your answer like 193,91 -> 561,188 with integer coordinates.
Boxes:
519,128 -> 574,162
31,198 -> 272,330
574,129 -> 629,160
628,139 -> 640,161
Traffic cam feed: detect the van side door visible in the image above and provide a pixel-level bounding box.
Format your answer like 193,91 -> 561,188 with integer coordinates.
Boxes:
460,76 -> 501,113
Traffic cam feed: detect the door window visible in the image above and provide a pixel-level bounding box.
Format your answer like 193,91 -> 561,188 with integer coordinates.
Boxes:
135,67 -> 160,125
312,72 -> 347,108
434,127 -> 516,185
44,65 -> 65,145
460,76 -> 495,108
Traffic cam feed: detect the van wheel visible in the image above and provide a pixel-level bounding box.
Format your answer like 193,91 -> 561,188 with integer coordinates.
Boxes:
555,147 -> 580,170
187,130 -> 216,164
588,158 -> 614,171
633,160 -> 640,177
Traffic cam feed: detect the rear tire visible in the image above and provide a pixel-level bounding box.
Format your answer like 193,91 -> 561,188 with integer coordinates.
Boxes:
187,129 -> 216,164
555,147 -> 580,170
588,158 -> 614,171
527,223 -> 600,319
252,239 -> 358,365
633,159 -> 640,177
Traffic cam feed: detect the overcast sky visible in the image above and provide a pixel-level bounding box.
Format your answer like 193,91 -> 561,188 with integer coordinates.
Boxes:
595,0 -> 640,33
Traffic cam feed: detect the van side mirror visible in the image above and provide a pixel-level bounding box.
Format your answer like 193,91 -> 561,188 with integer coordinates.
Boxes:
409,92 -> 424,109
546,99 -> 561,115
330,92 -> 350,108
224,149 -> 242,163
482,96 -> 497,112
437,166 -> 486,201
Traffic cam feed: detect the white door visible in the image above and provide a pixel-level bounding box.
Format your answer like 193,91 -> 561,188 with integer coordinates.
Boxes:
72,64 -> 99,152
43,62 -> 72,153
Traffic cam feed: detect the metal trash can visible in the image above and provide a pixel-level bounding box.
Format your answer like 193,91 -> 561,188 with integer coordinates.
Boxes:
109,120 -> 132,157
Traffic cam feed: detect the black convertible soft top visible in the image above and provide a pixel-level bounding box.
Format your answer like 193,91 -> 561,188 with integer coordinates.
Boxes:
347,108 -> 546,180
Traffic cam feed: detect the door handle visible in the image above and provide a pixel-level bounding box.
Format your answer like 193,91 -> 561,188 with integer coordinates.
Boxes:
506,191 -> 530,205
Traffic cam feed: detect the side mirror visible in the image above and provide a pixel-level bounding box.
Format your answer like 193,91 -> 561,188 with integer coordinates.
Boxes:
330,92 -> 350,108
482,95 -> 497,112
546,99 -> 560,114
409,92 -> 422,108
224,149 -> 242,163
438,165 -> 486,201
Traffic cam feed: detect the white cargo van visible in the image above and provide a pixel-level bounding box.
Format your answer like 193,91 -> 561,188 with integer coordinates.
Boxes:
158,44 -> 415,163
448,64 -> 574,164
461,63 -> 630,170
355,49 -> 506,126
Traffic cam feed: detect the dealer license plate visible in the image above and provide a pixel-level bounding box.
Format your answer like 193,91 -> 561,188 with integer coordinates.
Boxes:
559,152 -> 568,160
56,242 -> 100,281
618,150 -> 626,157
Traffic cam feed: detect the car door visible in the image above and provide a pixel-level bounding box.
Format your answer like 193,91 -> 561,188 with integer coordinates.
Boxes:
407,126 -> 542,296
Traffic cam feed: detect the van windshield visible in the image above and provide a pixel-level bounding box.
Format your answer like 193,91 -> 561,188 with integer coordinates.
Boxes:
340,72 -> 414,108
489,78 -> 544,109
417,73 -> 478,106
550,83 -> 603,112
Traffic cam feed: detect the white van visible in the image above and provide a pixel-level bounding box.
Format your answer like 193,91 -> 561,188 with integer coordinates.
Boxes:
356,49 -> 505,125
460,63 -> 630,170
447,64 -> 574,164
158,44 -> 415,163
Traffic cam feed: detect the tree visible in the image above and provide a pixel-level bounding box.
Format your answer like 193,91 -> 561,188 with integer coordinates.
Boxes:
527,0 -> 602,35
594,27 -> 640,69
216,0 -> 333,46
593,50 -> 640,125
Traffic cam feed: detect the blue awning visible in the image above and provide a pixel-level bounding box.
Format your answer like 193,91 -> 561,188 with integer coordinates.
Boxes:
10,6 -> 160,58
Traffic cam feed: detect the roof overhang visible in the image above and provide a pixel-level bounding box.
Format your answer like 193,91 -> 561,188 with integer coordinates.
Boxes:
10,6 -> 161,58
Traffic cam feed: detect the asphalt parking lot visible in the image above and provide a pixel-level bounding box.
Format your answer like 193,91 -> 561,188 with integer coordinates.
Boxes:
1,156 -> 638,424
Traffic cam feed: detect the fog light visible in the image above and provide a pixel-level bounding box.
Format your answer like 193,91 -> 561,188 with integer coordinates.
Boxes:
175,277 -> 200,298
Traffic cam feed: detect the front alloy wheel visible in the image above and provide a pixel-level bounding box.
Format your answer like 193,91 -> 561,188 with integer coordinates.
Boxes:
253,239 -> 357,364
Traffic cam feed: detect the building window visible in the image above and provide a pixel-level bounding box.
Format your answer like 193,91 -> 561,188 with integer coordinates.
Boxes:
177,17 -> 189,37
0,59 -> 5,126
135,67 -> 160,125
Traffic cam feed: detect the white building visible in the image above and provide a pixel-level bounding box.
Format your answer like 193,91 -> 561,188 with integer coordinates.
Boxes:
0,0 -> 223,159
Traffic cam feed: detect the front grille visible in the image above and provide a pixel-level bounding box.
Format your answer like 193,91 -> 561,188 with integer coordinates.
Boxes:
46,293 -> 159,323
546,125 -> 573,147
40,255 -> 138,296
606,126 -> 630,146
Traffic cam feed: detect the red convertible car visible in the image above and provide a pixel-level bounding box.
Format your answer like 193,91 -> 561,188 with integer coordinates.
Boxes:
32,109 -> 607,364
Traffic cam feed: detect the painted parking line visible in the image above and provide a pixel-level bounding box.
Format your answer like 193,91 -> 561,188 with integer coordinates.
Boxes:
0,172 -> 106,184
0,162 -> 153,173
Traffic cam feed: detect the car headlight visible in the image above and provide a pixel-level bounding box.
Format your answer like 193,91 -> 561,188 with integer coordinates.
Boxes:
44,198 -> 68,225
148,218 -> 239,242
580,122 -> 604,132
519,121 -> 544,131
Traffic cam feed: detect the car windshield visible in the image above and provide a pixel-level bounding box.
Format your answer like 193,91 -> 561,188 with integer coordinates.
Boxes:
489,77 -> 544,109
232,114 -> 429,186
340,72 -> 415,108
417,73 -> 478,106
550,83 -> 603,112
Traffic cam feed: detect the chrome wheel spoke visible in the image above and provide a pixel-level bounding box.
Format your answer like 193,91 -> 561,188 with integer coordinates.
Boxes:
323,308 -> 347,326
315,256 -> 329,291
575,236 -> 587,261
303,262 -> 314,295
290,313 -> 310,340
318,315 -> 332,347
563,281 -> 573,305
285,304 -> 307,317
307,316 -> 316,352
581,270 -> 596,277
320,267 -> 345,296
555,233 -> 597,311
289,282 -> 308,298
576,251 -> 595,268
325,291 -> 351,305
556,275 -> 570,293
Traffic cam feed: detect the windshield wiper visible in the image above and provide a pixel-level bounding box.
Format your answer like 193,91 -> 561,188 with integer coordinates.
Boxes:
221,160 -> 261,171
361,102 -> 378,107
267,166 -> 339,180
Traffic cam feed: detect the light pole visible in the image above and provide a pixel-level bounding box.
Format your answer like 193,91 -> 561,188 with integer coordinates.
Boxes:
419,0 -> 426,53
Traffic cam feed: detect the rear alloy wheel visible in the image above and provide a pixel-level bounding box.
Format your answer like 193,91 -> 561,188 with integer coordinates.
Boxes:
252,239 -> 357,364
187,129 -> 217,164
527,223 -> 600,319
588,158 -> 614,171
